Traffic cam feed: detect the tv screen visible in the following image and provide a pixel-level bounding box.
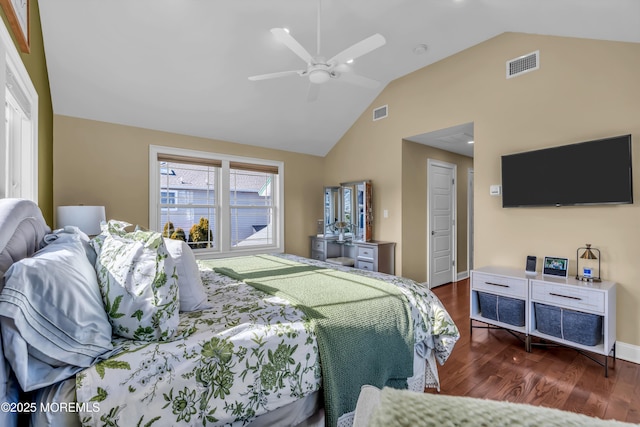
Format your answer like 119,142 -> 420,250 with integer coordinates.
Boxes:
501,134 -> 633,207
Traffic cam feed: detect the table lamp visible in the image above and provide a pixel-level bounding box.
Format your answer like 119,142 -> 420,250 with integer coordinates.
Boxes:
56,205 -> 106,236
576,243 -> 601,282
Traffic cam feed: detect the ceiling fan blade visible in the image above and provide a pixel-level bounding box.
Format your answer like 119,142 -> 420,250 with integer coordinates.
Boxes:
328,33 -> 386,66
337,72 -> 381,89
307,83 -> 320,102
271,28 -> 313,64
248,69 -> 303,81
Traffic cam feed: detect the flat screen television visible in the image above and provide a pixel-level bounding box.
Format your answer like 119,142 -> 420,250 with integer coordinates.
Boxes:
501,134 -> 633,207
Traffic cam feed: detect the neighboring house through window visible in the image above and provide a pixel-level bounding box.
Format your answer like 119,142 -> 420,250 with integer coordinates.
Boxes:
149,145 -> 284,257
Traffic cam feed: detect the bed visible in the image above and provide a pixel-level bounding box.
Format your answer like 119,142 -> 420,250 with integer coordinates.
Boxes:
0,198 -> 459,427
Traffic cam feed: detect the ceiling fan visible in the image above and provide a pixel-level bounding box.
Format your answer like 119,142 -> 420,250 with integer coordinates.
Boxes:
248,0 -> 386,101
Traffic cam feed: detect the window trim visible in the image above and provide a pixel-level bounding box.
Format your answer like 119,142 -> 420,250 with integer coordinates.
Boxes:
149,145 -> 284,258
0,16 -> 38,201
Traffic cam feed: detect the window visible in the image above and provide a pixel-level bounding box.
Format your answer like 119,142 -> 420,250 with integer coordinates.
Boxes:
149,146 -> 283,257
229,164 -> 275,248
160,189 -> 177,205
0,19 -> 38,201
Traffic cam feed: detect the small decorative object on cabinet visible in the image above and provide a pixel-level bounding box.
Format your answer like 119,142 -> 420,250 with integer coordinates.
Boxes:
575,243 -> 601,282
469,267 -> 529,348
528,275 -> 616,376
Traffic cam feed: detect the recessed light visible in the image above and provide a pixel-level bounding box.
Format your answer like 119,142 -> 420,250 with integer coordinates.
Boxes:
468,140 -> 474,144
413,44 -> 428,55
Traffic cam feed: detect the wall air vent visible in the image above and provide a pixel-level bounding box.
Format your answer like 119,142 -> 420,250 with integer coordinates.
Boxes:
506,50 -> 539,79
373,105 -> 388,121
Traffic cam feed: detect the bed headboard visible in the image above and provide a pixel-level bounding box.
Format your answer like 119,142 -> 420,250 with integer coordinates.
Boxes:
0,198 -> 50,279
0,198 -> 50,427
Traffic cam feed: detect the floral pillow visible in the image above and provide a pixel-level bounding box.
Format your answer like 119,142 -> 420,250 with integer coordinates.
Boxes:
90,220 -> 180,341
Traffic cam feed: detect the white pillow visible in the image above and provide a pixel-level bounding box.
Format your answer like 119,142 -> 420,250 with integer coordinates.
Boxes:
91,220 -> 180,341
0,233 -> 114,391
163,238 -> 211,312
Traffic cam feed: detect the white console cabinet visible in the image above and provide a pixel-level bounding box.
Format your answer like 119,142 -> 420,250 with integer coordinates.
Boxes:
471,266 -> 617,376
470,266 -> 530,337
528,276 -> 616,375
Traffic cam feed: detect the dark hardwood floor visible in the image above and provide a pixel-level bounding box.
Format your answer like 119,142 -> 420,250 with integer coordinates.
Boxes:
426,278 -> 640,424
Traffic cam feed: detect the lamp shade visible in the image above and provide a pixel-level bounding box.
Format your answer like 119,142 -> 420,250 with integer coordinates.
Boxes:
56,205 -> 106,236
580,243 -> 598,259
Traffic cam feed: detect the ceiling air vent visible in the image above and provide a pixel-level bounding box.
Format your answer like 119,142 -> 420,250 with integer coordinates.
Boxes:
506,50 -> 539,79
373,105 -> 388,121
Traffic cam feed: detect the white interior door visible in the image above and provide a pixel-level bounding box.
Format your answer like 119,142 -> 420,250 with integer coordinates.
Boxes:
428,160 -> 456,288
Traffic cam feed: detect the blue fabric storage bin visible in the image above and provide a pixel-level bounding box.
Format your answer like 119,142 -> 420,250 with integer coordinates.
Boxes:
478,292 -> 525,327
534,303 -> 603,346
533,303 -> 563,338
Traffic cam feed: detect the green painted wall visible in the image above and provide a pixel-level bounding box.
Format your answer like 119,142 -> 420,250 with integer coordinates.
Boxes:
1,1 -> 54,223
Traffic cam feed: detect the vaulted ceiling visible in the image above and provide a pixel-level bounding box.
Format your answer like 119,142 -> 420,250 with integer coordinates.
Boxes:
39,1 -> 640,156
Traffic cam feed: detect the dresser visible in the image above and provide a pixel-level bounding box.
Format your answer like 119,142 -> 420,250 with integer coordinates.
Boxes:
309,236 -> 396,275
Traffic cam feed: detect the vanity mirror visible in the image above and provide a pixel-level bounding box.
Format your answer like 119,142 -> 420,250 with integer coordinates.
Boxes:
313,180 -> 395,274
323,186 -> 341,236
322,181 -> 372,241
340,180 -> 372,242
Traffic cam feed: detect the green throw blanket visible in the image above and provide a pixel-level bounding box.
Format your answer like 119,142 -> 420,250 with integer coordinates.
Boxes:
202,255 -> 414,427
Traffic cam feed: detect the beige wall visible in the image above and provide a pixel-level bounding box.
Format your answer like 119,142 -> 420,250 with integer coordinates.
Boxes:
53,115 -> 324,257
326,33 -> 640,346
401,140 -> 473,282
53,32 -> 640,346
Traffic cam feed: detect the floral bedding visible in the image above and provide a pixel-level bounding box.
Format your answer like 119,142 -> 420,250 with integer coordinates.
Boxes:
76,266 -> 320,426
75,254 -> 459,427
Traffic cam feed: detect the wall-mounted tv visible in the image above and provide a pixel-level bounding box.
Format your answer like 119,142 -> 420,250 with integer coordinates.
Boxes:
501,134 -> 633,207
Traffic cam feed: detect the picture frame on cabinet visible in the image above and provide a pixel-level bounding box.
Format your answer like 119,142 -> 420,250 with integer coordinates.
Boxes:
542,256 -> 569,278
0,0 -> 29,53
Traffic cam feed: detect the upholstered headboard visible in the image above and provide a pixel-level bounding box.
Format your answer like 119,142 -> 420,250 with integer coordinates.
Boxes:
0,198 -> 50,427
0,198 -> 50,279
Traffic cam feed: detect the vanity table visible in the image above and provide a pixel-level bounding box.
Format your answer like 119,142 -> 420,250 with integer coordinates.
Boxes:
309,236 -> 396,274
313,180 -> 395,274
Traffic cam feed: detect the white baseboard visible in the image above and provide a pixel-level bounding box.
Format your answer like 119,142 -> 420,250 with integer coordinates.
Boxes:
615,341 -> 640,365
457,270 -> 469,281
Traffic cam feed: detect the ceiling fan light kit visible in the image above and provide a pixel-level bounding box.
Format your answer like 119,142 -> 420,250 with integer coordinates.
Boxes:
309,69 -> 331,84
248,0 -> 386,99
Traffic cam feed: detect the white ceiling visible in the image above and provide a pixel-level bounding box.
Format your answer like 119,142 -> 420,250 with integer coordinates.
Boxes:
38,1 -> 640,157
406,122 -> 475,157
